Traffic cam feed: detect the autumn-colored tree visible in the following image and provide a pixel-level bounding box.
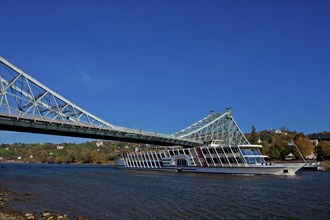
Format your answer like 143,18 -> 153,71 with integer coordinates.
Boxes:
273,138 -> 290,159
90,149 -> 100,163
317,141 -> 330,159
65,153 -> 76,163
294,135 -> 314,157
55,155 -> 65,163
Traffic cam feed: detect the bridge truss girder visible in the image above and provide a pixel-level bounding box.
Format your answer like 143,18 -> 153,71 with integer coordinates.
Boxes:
174,111 -> 250,146
0,57 -> 202,147
0,57 -> 113,129
0,56 -> 249,148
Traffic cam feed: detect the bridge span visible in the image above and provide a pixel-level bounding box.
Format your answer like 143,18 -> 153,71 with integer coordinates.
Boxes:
0,57 -> 248,147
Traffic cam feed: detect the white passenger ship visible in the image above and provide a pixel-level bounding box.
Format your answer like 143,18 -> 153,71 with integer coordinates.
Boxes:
115,110 -> 305,175
116,140 -> 304,175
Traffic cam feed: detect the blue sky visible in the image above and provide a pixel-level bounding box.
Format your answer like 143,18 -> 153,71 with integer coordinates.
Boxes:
0,0 -> 329,144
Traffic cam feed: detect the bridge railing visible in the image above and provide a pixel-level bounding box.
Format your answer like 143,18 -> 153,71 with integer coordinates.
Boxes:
0,108 -> 201,145
0,105 -> 109,128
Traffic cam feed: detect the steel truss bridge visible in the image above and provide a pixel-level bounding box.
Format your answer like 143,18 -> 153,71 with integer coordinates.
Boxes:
0,57 -> 249,147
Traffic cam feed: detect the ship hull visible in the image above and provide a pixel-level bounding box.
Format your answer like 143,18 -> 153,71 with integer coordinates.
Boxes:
115,160 -> 305,175
170,163 -> 305,175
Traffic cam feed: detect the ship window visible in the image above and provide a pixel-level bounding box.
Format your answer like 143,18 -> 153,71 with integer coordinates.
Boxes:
246,158 -> 256,164
179,150 -> 184,154
176,159 -> 188,166
213,158 -> 220,163
184,149 -> 189,155
202,148 -> 208,154
216,148 -> 223,154
252,149 -> 259,155
257,149 -> 262,155
243,149 -> 253,155
169,151 -> 174,156
256,158 -> 266,164
224,148 -> 231,153
206,158 -> 212,163
228,158 -> 235,163
220,158 -> 228,163
209,148 -> 216,154
231,148 -> 238,153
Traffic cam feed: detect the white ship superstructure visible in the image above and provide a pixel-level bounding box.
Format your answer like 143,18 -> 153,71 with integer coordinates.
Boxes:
116,110 -> 305,175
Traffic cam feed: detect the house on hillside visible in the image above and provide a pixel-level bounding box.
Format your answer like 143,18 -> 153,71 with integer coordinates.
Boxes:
96,141 -> 103,147
57,145 -> 64,150
285,153 -> 295,160
306,152 -> 317,160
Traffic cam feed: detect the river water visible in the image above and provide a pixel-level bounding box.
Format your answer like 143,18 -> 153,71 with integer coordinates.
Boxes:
0,163 -> 329,219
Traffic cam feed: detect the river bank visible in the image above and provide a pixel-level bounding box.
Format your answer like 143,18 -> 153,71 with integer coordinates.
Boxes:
320,161 -> 330,170
0,189 -> 78,220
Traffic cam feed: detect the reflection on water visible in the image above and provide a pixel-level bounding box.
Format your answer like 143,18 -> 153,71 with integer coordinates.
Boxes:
1,163 -> 330,219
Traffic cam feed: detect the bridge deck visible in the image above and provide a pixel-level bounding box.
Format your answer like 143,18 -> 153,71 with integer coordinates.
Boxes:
0,113 -> 202,147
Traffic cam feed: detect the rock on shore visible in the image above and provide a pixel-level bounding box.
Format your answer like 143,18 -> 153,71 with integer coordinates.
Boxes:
0,189 -> 73,220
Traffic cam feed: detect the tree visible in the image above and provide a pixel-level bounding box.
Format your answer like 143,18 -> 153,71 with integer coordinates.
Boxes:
55,155 -> 65,164
294,135 -> 314,157
65,153 -> 76,163
273,139 -> 289,160
81,148 -> 91,163
268,146 -> 281,159
90,149 -> 99,163
317,141 -> 330,159
248,125 -> 258,144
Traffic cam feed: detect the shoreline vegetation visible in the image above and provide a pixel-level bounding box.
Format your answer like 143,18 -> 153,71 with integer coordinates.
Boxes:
0,141 -> 137,165
320,161 -> 330,171
1,130 -> 329,165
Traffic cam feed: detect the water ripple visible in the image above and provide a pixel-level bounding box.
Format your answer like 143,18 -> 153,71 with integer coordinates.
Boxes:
1,163 -> 330,219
